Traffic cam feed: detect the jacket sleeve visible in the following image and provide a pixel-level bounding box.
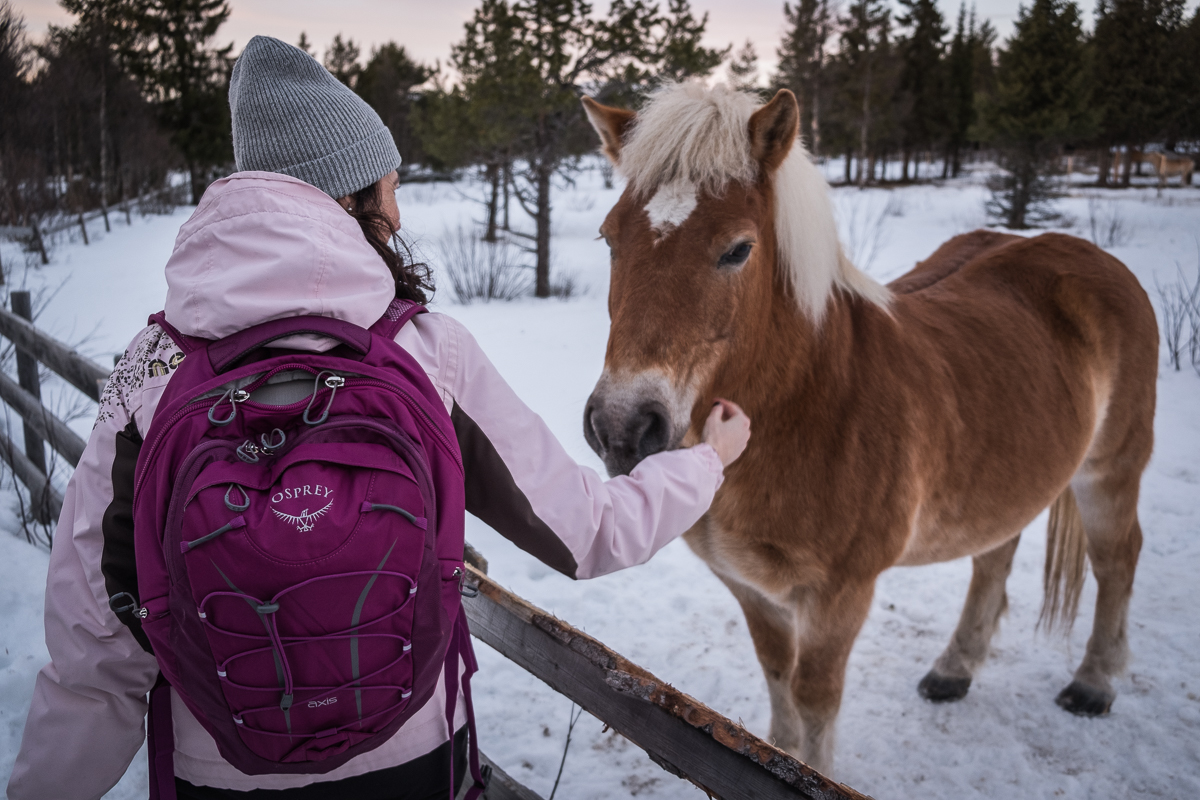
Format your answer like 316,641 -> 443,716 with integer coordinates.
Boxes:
6,331 -> 164,800
444,317 -> 724,580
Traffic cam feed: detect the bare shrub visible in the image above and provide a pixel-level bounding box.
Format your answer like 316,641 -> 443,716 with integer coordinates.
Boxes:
548,271 -> 584,300
1155,258 -> 1200,374
436,225 -> 531,304
834,190 -> 900,272
1087,196 -> 1132,248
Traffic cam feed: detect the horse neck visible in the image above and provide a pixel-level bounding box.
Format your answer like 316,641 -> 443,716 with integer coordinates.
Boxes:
724,270 -> 878,430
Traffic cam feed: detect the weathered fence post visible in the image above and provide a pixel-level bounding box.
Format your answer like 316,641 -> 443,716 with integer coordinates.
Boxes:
10,291 -> 51,523
30,222 -> 49,265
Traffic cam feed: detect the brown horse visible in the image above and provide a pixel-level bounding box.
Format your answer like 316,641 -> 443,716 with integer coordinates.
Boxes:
581,83 -> 1158,775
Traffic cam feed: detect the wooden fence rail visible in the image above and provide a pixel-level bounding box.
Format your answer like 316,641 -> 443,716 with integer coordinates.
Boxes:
0,308 -> 872,799
0,294 -> 104,524
460,564 -> 870,800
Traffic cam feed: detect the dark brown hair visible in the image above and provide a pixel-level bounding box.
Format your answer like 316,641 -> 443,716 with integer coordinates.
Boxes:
346,181 -> 434,304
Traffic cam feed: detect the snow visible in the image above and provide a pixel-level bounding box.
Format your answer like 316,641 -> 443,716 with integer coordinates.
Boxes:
1,163 -> 1198,799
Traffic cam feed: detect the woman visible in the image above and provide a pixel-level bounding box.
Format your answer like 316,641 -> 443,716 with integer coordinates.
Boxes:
6,36 -> 749,799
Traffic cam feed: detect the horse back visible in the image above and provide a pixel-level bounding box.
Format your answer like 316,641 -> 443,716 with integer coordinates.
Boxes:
888,229 -> 1022,295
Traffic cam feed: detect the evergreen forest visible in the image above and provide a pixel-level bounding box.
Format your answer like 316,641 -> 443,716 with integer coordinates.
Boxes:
1,0 -> 1198,289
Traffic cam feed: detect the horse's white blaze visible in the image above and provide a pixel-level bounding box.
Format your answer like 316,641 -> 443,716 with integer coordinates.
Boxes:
644,179 -> 698,233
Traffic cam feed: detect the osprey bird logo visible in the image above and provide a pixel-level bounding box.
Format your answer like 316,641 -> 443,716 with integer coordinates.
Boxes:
271,498 -> 333,533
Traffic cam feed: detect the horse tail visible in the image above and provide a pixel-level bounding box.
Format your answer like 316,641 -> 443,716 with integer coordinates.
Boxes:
1039,486 -> 1089,634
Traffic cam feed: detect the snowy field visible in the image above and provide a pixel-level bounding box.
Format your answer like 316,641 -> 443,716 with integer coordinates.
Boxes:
1,161 -> 1198,799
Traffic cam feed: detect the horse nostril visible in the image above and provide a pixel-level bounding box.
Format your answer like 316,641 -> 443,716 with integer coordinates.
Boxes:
634,403 -> 670,461
583,397 -> 608,455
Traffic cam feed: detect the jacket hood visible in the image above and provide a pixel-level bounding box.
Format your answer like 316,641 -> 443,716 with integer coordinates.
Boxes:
164,171 -> 394,342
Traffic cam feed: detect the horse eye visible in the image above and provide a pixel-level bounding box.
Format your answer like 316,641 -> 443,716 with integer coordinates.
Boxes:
719,242 -> 753,269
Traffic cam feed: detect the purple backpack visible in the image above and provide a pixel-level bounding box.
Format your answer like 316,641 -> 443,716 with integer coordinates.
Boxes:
126,300 -> 484,799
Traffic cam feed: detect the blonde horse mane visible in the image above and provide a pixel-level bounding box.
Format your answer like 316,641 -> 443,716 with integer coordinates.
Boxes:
617,82 -> 890,321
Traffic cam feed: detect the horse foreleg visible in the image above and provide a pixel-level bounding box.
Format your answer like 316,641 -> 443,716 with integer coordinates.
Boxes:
919,534 -> 1021,701
717,576 -> 804,754
786,578 -> 876,775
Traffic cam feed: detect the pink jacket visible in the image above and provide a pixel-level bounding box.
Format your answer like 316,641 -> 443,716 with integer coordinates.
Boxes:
8,172 -> 724,798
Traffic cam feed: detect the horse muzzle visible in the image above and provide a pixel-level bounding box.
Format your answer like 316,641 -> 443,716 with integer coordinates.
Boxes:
584,371 -> 691,477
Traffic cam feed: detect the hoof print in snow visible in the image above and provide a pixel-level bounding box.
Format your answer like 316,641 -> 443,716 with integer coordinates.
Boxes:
1055,681 -> 1113,716
918,672 -> 972,702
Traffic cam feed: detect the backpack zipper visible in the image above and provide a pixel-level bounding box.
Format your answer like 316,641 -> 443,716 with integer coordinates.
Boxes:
136,363 -> 461,500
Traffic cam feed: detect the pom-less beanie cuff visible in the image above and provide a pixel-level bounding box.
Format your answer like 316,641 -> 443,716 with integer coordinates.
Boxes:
278,128 -> 401,201
230,35 -> 402,199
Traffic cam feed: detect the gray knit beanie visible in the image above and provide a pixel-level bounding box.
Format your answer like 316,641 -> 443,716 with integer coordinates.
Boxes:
229,35 -> 401,199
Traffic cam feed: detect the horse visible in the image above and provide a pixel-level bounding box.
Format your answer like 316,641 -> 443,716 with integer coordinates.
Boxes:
580,83 -> 1158,776
1111,148 -> 1195,189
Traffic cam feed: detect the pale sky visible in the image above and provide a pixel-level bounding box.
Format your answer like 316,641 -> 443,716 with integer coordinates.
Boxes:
13,0 -> 1198,83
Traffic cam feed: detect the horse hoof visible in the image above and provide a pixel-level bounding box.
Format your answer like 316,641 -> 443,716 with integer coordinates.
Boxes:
918,671 -> 971,702
1055,681 -> 1113,716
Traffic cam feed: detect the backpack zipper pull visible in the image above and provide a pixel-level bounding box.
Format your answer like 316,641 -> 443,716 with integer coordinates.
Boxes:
209,387 -> 250,427
236,440 -> 261,463
303,372 -> 344,425
259,428 -> 287,454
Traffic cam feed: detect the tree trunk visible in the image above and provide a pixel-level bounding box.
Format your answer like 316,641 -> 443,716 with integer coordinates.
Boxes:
844,148 -> 853,183
1008,151 -> 1034,229
810,73 -> 821,158
1097,147 -> 1110,187
1121,145 -> 1134,187
190,164 -> 202,205
902,149 -> 910,181
534,164 -> 552,298
857,61 -> 871,190
99,36 -> 111,233
502,160 -> 511,231
484,162 -> 500,242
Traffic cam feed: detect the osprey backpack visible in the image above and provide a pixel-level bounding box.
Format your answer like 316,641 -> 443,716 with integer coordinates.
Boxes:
112,300 -> 485,799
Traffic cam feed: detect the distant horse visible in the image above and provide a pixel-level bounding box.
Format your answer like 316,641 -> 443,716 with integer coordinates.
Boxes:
1111,149 -> 1195,189
581,83 -> 1158,775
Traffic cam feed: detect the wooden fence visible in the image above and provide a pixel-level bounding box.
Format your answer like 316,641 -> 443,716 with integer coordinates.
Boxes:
0,304 -> 870,800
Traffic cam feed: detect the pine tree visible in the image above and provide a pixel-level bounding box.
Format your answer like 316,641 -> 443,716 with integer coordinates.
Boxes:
417,0 -> 540,240
982,0 -> 1092,227
357,43 -> 433,172
655,0 -> 728,82
296,31 -> 314,56
0,1 -> 39,230
896,0 -> 948,179
122,0 -> 233,203
1169,8 -> 1200,150
838,0 -> 891,186
945,4 -> 974,177
728,39 -> 760,94
775,0 -> 831,155
323,34 -> 361,89
1092,0 -> 1186,185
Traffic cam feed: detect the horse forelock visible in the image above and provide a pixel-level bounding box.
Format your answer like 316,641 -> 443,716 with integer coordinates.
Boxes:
618,82 -> 889,322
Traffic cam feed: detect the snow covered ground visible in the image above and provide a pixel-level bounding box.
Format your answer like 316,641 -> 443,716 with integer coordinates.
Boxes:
1,162 -> 1198,799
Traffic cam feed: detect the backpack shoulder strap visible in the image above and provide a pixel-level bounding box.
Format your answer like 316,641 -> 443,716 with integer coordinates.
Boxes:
369,299 -> 427,341
147,311 -> 208,355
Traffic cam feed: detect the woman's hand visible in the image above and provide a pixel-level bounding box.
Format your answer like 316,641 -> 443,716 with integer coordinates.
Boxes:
702,399 -> 751,467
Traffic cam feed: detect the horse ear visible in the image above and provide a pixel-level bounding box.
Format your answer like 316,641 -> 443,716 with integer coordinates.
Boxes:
582,96 -> 636,163
748,89 -> 800,173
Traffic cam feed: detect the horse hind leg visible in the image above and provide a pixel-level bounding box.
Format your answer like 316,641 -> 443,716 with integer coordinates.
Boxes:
1049,464 -> 1144,716
919,534 -> 1021,702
